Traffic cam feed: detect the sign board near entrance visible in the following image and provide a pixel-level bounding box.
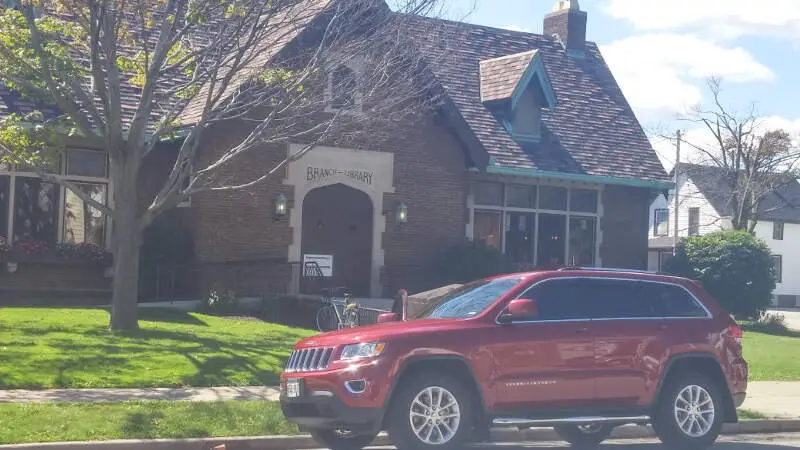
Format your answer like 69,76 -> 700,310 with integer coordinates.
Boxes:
303,254 -> 333,277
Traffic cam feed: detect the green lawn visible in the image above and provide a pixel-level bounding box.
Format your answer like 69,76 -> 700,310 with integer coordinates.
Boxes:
0,401 -> 297,444
743,328 -> 800,381
0,400 -> 772,445
0,307 -> 314,389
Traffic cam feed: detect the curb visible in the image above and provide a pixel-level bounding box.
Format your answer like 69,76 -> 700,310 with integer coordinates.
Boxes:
3,420 -> 800,450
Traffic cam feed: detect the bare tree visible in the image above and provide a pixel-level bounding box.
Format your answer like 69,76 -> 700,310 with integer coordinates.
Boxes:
673,78 -> 800,233
0,0 -> 458,329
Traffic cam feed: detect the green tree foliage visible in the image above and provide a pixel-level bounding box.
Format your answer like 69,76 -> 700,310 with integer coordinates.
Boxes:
0,0 -> 447,329
664,230 -> 776,319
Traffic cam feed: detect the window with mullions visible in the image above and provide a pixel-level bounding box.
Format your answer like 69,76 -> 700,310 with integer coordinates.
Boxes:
12,177 -> 60,244
0,149 -> 110,247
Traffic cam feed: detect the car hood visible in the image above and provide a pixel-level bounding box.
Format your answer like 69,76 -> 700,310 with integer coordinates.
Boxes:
295,318 -> 462,348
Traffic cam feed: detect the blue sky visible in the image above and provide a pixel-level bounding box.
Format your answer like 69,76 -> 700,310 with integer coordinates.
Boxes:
439,0 -> 800,169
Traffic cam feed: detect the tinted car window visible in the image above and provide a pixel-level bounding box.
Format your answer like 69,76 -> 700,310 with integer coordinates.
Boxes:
642,283 -> 708,318
584,279 -> 658,319
524,279 -> 592,321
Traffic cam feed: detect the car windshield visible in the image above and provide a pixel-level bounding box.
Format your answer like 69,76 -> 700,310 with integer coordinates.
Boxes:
410,277 -> 524,320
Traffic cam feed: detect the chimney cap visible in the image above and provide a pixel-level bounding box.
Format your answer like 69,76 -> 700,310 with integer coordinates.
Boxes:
552,0 -> 580,12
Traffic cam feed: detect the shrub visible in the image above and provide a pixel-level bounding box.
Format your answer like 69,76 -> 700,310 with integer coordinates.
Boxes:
663,230 -> 775,320
747,312 -> 791,335
434,239 -> 512,285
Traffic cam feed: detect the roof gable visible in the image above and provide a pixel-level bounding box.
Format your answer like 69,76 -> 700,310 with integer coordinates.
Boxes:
679,163 -> 800,223
403,15 -> 670,186
479,50 -> 555,110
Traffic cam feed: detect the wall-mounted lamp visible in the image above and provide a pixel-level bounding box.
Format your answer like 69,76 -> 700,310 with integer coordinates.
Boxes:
396,202 -> 408,224
274,194 -> 288,221
6,262 -> 18,274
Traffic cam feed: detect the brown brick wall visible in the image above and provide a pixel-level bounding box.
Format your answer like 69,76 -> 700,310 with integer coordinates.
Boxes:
600,185 -> 652,270
0,261 -> 110,304
189,112 -> 469,298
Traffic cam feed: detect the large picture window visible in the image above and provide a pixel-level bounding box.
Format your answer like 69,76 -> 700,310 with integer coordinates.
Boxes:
0,149 -> 110,248
471,181 -> 600,268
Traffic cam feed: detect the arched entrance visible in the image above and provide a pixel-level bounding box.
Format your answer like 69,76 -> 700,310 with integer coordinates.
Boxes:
300,183 -> 374,297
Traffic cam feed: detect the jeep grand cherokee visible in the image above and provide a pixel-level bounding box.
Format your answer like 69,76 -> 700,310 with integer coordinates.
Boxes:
280,268 -> 747,450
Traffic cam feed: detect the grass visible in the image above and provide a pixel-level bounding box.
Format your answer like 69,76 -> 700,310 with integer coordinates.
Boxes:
737,409 -> 768,420
742,326 -> 800,381
0,401 -> 298,444
0,400 -> 777,445
0,307 -> 315,389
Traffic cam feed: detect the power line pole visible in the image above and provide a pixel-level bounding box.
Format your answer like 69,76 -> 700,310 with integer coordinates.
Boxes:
673,129 -> 681,254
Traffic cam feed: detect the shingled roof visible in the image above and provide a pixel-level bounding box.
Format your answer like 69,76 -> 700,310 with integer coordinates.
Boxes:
679,163 -> 800,223
0,2 -> 669,186
402,14 -> 669,185
479,50 -> 539,103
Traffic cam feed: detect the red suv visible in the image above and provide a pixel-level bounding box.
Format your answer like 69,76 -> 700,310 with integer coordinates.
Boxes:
280,268 -> 747,450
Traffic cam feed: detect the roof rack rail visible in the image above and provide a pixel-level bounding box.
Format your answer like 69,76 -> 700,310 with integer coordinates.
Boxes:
557,266 -> 656,274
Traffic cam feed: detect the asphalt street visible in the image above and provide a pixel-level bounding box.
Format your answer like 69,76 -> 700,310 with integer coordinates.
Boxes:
352,433 -> 800,450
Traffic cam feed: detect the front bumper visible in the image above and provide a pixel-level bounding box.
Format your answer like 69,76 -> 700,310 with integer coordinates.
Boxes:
280,388 -> 383,433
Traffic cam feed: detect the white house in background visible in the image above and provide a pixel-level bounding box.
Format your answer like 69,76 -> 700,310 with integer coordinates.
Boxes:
648,163 -> 800,308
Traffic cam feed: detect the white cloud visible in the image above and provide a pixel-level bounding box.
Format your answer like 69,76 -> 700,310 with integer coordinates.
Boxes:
601,34 -> 774,116
603,0 -> 800,41
502,24 -> 531,33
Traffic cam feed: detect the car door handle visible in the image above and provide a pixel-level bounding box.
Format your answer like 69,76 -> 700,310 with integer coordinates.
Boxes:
576,327 -> 589,333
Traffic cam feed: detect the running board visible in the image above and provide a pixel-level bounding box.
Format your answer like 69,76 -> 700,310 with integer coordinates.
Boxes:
493,416 -> 650,427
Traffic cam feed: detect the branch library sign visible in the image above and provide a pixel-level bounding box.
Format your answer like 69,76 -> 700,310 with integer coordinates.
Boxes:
306,167 -> 374,186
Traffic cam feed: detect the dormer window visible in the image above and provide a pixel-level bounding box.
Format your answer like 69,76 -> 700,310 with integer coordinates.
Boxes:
326,61 -> 362,113
479,50 -> 557,145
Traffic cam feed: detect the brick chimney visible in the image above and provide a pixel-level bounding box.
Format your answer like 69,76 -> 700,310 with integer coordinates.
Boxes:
543,0 -> 587,54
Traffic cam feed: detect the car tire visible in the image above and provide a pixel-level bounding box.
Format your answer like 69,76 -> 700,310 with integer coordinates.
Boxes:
652,372 -> 724,450
553,423 -> 614,448
309,429 -> 378,450
387,371 -> 474,450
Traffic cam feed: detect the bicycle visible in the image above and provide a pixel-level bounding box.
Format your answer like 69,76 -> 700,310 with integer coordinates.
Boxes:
316,287 -> 361,332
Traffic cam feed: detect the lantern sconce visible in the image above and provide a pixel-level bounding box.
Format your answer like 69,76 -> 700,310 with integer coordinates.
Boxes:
396,201 -> 408,227
274,193 -> 288,221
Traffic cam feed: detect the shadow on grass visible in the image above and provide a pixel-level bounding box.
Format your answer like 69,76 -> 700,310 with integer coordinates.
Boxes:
3,327 -> 294,388
136,308 -> 209,327
742,322 -> 800,338
122,411 -> 167,438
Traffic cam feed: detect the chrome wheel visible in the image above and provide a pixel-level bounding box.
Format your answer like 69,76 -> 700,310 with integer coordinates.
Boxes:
409,386 -> 461,445
674,384 -> 715,438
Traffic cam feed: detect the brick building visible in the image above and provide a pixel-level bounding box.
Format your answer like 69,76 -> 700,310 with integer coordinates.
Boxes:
0,0 -> 671,302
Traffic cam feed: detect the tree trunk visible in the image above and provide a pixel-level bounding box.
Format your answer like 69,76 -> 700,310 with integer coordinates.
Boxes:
109,171 -> 141,331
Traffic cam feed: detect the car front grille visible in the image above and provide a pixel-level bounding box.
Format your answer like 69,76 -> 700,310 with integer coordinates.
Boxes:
285,347 -> 335,372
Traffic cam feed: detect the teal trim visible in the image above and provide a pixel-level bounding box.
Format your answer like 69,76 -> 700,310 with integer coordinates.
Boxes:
500,118 -> 541,144
511,132 -> 541,144
511,53 -> 557,111
486,164 -> 674,190
566,49 -> 586,59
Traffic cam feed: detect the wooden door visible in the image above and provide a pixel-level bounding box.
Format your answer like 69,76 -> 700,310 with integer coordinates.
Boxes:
300,184 -> 373,297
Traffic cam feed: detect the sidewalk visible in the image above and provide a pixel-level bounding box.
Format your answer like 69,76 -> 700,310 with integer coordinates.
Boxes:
0,382 -> 797,419
742,382 -> 800,419
0,386 -> 280,403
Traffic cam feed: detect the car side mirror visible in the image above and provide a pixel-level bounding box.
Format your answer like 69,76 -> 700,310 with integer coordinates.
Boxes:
498,298 -> 538,324
377,313 -> 401,324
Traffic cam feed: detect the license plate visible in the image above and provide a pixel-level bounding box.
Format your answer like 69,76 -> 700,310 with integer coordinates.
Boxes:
286,379 -> 302,398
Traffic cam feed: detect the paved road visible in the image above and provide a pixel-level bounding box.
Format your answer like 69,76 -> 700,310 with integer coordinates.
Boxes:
360,433 -> 800,449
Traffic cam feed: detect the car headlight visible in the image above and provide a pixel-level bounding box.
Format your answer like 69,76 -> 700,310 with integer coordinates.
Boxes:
340,342 -> 386,361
